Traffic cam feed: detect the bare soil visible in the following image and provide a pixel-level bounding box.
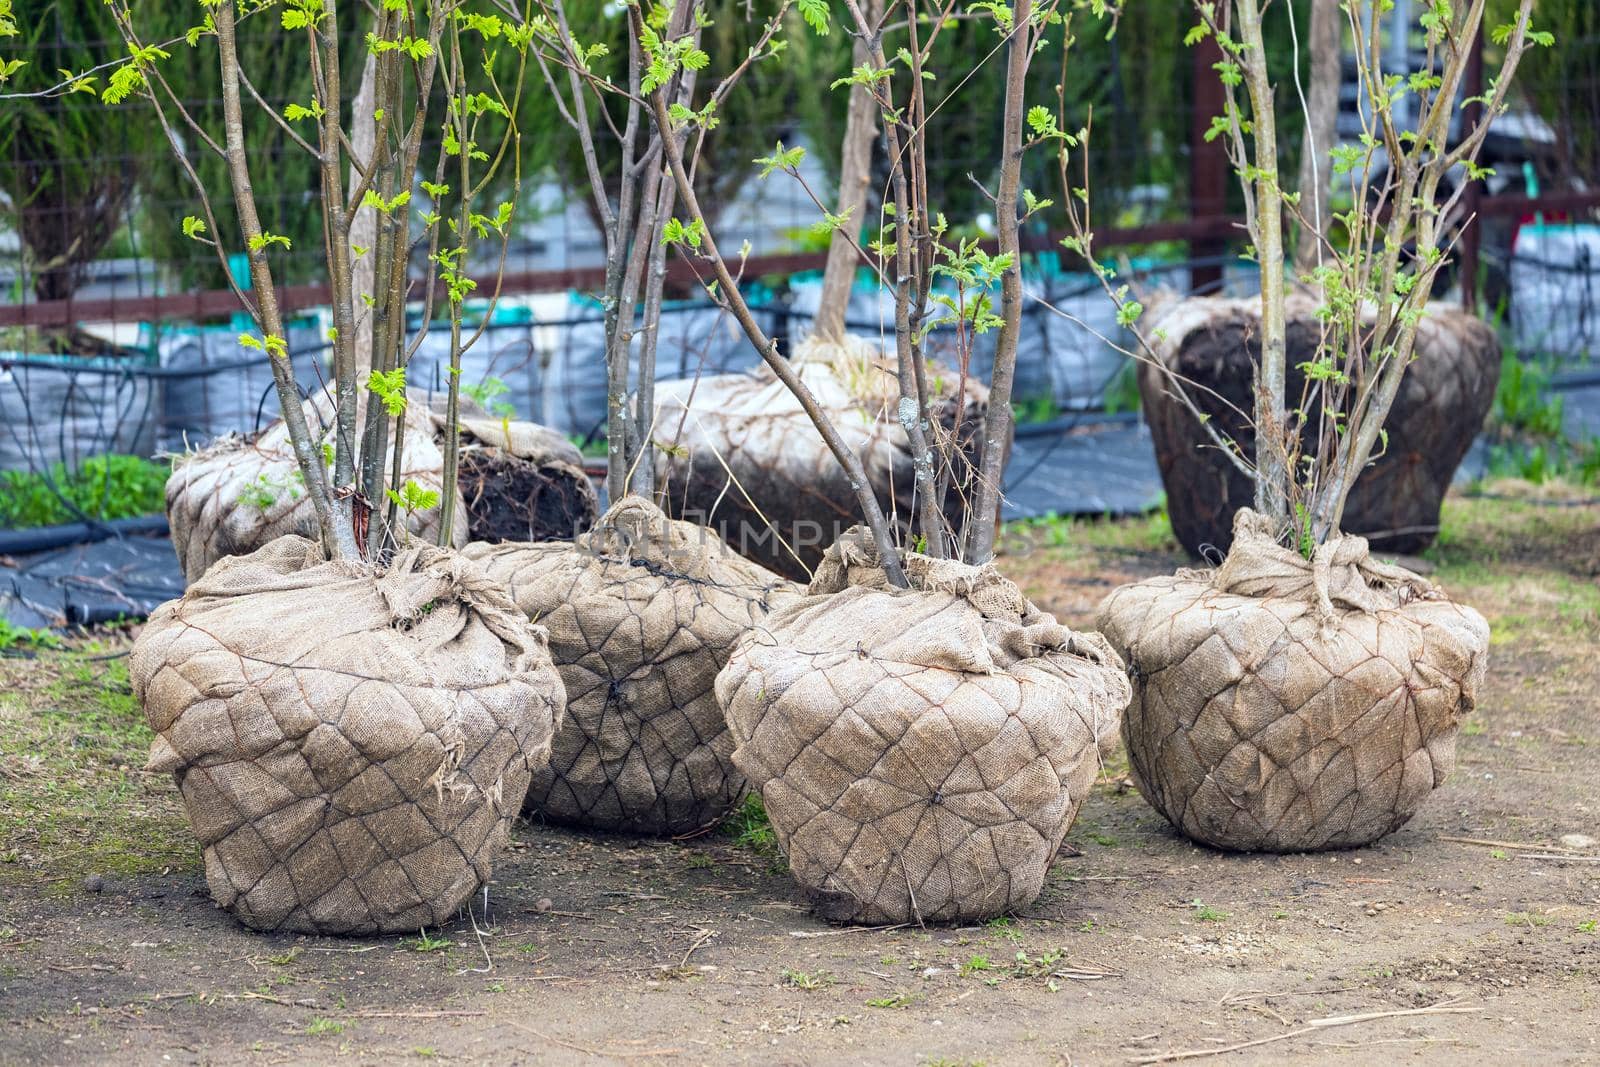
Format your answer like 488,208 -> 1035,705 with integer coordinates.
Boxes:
2,487 -> 1597,1066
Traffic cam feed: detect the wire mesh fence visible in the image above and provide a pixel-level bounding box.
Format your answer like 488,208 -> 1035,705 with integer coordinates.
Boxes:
4,4 -> 1599,530
0,267 -> 1160,473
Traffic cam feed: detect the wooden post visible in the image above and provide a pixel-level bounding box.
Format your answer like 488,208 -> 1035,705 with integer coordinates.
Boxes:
1190,32 -> 1229,294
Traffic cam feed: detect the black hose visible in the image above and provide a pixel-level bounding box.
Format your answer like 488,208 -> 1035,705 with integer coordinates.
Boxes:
0,514 -> 168,556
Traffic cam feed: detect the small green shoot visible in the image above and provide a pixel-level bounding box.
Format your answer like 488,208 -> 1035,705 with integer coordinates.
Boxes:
408,929 -> 452,953
781,968 -> 831,990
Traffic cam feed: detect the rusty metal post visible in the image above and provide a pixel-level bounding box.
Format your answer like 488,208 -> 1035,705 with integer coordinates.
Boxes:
1460,24 -> 1485,311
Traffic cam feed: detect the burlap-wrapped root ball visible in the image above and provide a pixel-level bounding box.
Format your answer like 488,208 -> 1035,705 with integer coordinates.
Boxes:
1098,508 -> 1490,853
1139,297 -> 1499,557
654,335 -> 1002,581
166,391 -> 594,583
431,398 -> 598,544
129,536 -> 564,934
716,532 -> 1131,924
167,392 -> 459,583
464,496 -> 800,835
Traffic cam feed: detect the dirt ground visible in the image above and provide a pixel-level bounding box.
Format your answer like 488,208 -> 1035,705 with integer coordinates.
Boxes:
2,486 -> 1597,1066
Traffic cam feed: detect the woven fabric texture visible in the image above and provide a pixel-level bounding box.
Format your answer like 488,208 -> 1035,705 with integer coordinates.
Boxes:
464,496 -> 800,835
1098,508 -> 1490,853
1138,297 -> 1499,557
717,531 -> 1130,924
166,392 -> 591,582
653,336 -> 996,581
167,392 -> 458,583
129,535 -> 564,934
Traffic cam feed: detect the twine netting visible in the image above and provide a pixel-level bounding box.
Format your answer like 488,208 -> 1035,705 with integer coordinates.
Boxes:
166,391 -> 593,582
717,530 -> 1130,924
464,496 -> 800,835
1139,296 -> 1499,557
166,391 -> 458,583
1097,508 -> 1490,852
653,336 -> 997,581
129,535 -> 564,934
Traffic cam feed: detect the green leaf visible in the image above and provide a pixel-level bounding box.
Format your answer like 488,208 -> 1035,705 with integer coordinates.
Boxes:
753,140 -> 806,179
796,0 -> 830,35
181,216 -> 207,240
830,63 -> 891,91
386,479 -> 440,514
367,367 -> 409,416
283,100 -> 325,122
247,232 -> 292,252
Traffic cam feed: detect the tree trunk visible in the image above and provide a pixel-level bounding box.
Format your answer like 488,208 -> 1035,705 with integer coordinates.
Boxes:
350,52 -> 380,361
813,0 -> 882,343
1293,0 -> 1341,276
1236,0 -> 1290,527
965,0 -> 1031,563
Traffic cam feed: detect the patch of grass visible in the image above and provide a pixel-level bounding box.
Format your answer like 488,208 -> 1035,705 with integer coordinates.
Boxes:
408,930 -> 452,953
0,454 -> 168,529
266,948 -> 300,966
0,645 -> 196,890
1002,504 -> 1177,559
1191,900 -> 1229,923
867,992 -> 916,1009
305,1017 -> 347,1037
1577,919 -> 1596,934
720,794 -> 784,869
1504,911 -> 1551,928
1011,948 -> 1067,980
1423,491 -> 1600,645
985,916 -> 1023,942
0,620 -> 60,652
1491,351 -> 1565,439
781,968 -> 832,990
958,954 -> 994,977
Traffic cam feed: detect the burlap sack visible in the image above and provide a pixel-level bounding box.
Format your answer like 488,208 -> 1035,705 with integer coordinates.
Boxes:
1097,508 -> 1490,852
716,531 -> 1131,924
1139,297 -> 1499,557
654,336 -> 998,581
129,535 -> 564,934
464,496 -> 800,835
166,391 -> 462,583
168,392 -> 594,582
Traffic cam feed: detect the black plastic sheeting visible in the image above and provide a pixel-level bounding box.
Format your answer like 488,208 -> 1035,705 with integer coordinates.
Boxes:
0,421 -> 1501,633
1,534 -> 184,630
0,421 -> 1164,632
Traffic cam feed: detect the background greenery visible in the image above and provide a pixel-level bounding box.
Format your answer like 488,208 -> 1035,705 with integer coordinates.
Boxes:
0,0 -> 1589,300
